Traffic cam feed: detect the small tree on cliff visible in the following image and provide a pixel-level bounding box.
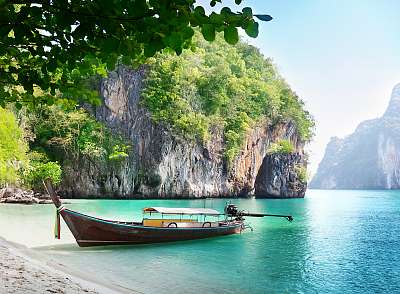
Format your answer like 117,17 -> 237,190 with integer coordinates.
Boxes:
0,0 -> 272,108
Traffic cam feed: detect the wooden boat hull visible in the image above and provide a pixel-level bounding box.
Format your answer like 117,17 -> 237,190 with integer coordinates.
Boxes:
60,208 -> 243,247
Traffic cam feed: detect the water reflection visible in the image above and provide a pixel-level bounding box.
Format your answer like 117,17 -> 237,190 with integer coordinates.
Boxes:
1,191 -> 400,293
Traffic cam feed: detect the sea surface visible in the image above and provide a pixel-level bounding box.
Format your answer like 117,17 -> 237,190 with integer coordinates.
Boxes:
0,189 -> 399,293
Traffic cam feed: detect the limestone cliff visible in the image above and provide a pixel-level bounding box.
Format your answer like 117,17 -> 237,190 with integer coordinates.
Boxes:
255,153 -> 307,198
60,66 -> 308,198
310,83 -> 400,189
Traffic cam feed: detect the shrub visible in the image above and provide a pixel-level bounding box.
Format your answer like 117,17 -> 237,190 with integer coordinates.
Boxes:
25,161 -> 62,188
108,145 -> 129,161
267,139 -> 295,154
22,151 -> 62,189
295,165 -> 308,183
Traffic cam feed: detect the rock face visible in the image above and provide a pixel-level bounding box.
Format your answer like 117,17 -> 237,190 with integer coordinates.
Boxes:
0,187 -> 51,204
310,83 -> 400,189
60,66 -> 308,198
255,153 -> 307,198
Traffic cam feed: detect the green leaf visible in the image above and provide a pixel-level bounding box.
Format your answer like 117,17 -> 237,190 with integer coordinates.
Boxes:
242,7 -> 253,17
0,0 -> 269,109
144,38 -> 163,57
194,6 -> 206,15
201,24 -> 215,42
245,21 -> 259,38
254,14 -> 273,22
181,27 -> 195,40
163,32 -> 182,49
223,26 -> 238,45
209,12 -> 224,25
175,47 -> 183,55
221,7 -> 232,15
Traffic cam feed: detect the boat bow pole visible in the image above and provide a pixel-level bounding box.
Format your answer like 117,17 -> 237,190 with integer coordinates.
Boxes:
43,179 -> 64,239
43,179 -> 62,208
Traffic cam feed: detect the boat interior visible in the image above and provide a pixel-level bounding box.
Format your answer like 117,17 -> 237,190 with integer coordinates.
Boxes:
64,206 -> 229,228
138,206 -> 227,228
142,218 -> 221,228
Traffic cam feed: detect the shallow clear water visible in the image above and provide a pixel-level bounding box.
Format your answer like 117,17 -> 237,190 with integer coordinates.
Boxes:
1,190 -> 400,293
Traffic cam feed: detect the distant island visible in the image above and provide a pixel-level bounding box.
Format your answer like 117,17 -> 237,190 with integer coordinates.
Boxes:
310,83 -> 400,189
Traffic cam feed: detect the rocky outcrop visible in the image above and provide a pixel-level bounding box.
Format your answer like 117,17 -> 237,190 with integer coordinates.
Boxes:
60,66 -> 308,198
0,188 -> 52,204
61,154 -> 137,198
255,153 -> 307,198
310,83 -> 400,189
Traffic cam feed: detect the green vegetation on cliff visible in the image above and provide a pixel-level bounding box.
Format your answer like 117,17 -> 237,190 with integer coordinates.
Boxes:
25,106 -> 129,163
267,139 -> 295,155
142,33 -> 314,161
0,105 -> 129,189
295,165 -> 308,183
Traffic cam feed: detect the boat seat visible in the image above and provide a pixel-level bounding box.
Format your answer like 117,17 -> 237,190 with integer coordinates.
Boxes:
143,219 -> 194,227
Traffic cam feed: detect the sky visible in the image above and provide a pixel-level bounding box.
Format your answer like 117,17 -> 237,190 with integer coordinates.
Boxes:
204,0 -> 400,175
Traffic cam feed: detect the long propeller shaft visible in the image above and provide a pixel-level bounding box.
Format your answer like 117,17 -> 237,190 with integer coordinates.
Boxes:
240,212 -> 293,222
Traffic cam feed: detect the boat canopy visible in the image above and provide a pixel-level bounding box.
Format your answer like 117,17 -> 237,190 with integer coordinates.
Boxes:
143,207 -> 222,216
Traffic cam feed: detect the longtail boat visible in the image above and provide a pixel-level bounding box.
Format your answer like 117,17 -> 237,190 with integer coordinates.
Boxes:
44,180 -> 293,247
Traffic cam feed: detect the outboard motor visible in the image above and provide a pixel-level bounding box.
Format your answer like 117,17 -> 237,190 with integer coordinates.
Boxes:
224,204 -> 245,221
224,204 -> 239,217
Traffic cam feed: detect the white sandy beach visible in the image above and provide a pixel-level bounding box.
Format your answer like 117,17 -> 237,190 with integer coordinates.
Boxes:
0,237 -> 133,294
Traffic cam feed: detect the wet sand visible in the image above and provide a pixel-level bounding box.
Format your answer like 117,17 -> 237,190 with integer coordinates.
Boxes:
0,237 -> 132,294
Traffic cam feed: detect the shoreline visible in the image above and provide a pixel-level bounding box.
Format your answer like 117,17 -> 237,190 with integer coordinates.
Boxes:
0,236 -> 138,294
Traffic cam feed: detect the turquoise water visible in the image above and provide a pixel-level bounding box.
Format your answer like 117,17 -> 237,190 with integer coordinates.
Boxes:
1,190 -> 400,293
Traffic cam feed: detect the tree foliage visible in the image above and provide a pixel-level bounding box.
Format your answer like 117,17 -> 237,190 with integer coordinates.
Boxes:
25,105 -> 130,163
0,107 -> 28,186
142,33 -> 314,162
0,0 -> 272,107
24,156 -> 62,189
0,105 -> 129,188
